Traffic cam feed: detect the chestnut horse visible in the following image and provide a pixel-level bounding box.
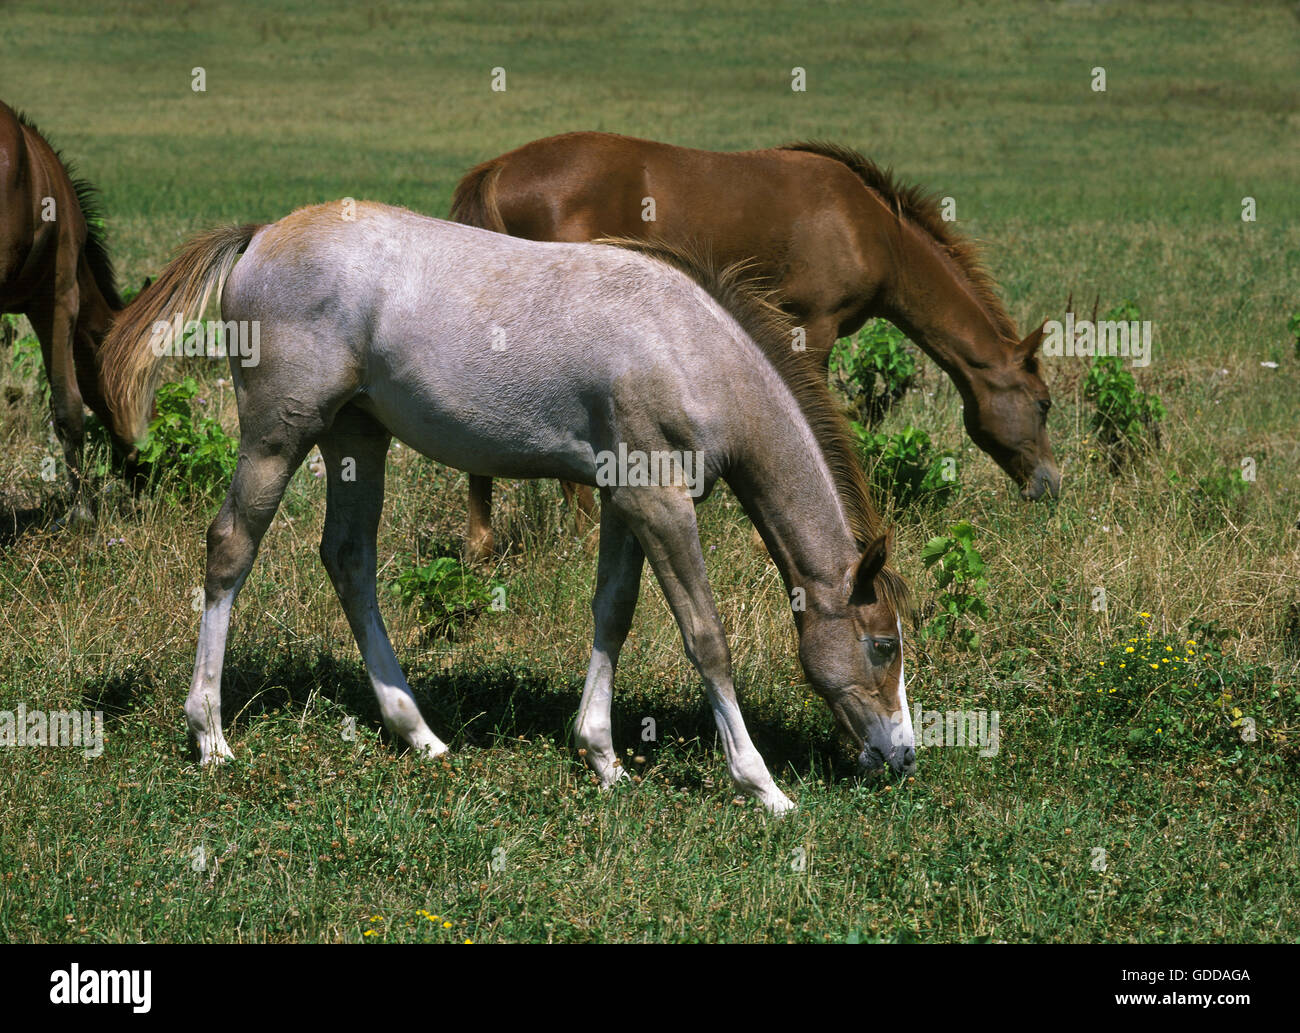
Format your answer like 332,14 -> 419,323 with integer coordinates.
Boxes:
100,203 -> 915,813
0,102 -> 132,521
450,132 -> 1059,561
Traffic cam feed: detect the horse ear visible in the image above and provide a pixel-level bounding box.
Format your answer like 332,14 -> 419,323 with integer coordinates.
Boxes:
848,534 -> 889,604
1017,321 -> 1046,360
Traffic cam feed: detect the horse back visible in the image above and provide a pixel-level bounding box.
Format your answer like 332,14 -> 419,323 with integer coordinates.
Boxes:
460,132 -> 881,337
226,205 -> 757,483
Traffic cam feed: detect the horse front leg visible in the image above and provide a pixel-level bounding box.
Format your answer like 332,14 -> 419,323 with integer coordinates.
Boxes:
29,292 -> 91,524
574,496 -> 644,785
607,485 -> 795,815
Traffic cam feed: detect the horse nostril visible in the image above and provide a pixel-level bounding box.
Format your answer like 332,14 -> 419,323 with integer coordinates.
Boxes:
903,747 -> 916,767
1021,469 -> 1058,502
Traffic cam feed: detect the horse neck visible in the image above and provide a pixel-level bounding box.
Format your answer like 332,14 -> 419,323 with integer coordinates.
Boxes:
75,260 -> 118,346
724,408 -> 860,616
866,216 -> 1012,402
69,262 -> 123,425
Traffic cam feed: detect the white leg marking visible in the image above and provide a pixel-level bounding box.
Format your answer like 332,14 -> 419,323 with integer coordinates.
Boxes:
352,608 -> 448,758
711,696 -> 795,814
575,649 -> 626,786
185,589 -> 238,766
894,617 -> 916,771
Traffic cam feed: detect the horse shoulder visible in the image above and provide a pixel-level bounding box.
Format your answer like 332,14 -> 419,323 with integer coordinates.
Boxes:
757,151 -> 880,333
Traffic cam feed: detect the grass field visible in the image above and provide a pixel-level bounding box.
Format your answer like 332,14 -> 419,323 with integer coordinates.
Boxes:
1,0 -> 1297,943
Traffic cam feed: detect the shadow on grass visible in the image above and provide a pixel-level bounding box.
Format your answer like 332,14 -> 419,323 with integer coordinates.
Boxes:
0,475 -> 143,549
80,641 -> 857,786
0,492 -> 68,549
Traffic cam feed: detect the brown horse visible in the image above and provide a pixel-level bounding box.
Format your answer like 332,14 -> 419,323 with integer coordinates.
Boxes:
0,102 -> 132,521
450,131 -> 1059,561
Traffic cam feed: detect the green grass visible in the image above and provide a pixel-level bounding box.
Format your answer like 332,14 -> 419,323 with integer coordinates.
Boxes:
1,0 -> 1297,943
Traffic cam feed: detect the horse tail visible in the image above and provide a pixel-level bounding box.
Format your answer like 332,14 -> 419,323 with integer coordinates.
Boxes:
449,158 -> 507,233
101,223 -> 261,446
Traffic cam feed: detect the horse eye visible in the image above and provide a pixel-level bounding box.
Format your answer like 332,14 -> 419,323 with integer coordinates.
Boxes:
872,638 -> 898,656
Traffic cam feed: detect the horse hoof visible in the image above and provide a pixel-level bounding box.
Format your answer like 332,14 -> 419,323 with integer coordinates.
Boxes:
463,535 -> 494,566
593,763 -> 631,789
762,791 -> 798,816
197,744 -> 233,767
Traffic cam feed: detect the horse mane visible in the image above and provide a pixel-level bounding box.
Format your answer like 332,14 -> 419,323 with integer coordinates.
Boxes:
781,140 -> 1019,345
15,110 -> 124,311
594,235 -> 911,617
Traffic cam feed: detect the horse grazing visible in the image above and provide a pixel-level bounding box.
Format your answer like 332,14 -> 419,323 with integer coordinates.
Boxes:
450,131 -> 1059,561
100,202 -> 915,813
0,102 -> 134,520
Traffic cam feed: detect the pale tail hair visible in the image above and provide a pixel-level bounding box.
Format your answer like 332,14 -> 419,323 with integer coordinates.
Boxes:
101,223 -> 262,444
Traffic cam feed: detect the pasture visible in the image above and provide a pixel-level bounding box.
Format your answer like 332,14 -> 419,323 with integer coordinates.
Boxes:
0,0 -> 1297,943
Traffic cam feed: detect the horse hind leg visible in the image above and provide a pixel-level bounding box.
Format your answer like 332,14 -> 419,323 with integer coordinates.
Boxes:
560,480 -> 599,551
318,406 -> 447,759
464,474 -> 494,565
186,420 -> 317,763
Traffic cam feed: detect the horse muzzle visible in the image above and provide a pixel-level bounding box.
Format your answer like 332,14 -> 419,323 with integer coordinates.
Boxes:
1020,462 -> 1061,501
858,740 -> 917,777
